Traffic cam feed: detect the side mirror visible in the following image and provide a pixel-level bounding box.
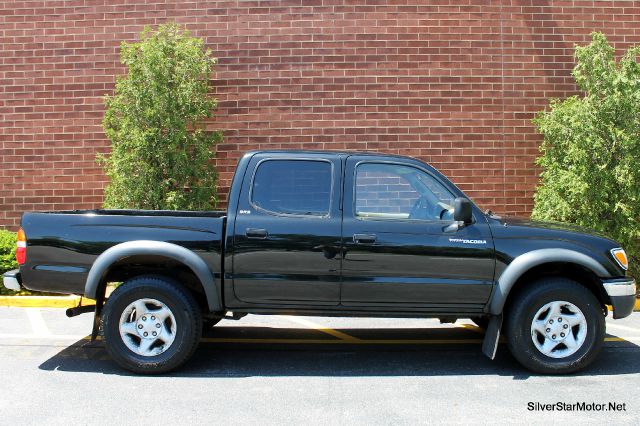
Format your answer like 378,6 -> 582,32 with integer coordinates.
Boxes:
453,197 -> 473,225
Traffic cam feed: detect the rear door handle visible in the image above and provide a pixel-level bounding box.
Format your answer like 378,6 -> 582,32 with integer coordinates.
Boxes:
246,228 -> 268,239
353,233 -> 377,244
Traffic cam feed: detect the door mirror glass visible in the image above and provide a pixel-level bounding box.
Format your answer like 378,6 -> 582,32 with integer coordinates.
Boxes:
453,197 -> 473,224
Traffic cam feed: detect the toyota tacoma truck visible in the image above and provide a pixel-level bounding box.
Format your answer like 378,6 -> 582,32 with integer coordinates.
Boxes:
3,150 -> 636,374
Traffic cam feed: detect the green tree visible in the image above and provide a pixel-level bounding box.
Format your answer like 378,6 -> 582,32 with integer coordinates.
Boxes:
100,23 -> 221,210
533,32 -> 640,280
0,229 -> 18,295
0,229 -> 17,275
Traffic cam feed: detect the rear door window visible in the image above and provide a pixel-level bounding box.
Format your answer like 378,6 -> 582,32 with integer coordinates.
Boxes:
251,160 -> 332,216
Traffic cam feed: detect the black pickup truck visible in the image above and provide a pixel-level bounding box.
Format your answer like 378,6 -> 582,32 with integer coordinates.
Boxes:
3,150 -> 636,374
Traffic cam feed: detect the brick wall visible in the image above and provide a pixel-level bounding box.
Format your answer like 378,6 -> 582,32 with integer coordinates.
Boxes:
2,1 -> 640,229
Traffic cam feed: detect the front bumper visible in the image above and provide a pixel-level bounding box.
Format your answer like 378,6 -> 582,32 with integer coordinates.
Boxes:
602,278 -> 636,319
2,269 -> 21,292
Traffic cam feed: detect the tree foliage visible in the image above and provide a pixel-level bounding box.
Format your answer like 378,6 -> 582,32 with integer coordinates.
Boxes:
0,229 -> 17,275
0,229 -> 18,295
533,33 -> 640,279
100,23 -> 221,210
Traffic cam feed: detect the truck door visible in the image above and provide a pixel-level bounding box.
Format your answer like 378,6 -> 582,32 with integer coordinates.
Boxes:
231,153 -> 343,305
341,156 -> 495,309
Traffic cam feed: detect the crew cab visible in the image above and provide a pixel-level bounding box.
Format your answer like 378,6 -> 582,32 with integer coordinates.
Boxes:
3,150 -> 636,374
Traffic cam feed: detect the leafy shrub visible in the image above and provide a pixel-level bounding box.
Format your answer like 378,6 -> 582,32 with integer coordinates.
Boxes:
100,23 -> 222,210
0,229 -> 18,295
0,229 -> 17,274
533,33 -> 640,281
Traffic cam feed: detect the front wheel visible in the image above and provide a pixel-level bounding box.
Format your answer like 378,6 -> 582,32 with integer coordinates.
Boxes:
102,275 -> 202,374
505,278 -> 605,374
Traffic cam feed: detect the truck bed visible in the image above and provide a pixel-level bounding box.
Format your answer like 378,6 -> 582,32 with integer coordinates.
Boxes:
20,210 -> 226,295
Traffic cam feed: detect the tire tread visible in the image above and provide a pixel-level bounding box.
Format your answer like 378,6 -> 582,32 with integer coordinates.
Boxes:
504,277 -> 605,374
102,275 -> 202,374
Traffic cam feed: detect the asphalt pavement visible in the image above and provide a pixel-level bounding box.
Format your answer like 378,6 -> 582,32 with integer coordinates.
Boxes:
0,307 -> 639,425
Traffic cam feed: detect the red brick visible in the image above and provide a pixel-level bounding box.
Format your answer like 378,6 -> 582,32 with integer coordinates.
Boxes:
0,1 -> 638,229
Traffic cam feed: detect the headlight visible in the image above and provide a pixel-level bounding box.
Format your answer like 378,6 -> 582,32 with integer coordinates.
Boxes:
610,248 -> 629,270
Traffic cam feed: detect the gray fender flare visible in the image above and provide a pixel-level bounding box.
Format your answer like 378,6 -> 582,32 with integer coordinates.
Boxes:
488,248 -> 610,315
84,240 -> 221,312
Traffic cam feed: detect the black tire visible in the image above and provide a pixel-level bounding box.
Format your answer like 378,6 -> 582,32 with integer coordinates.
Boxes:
102,275 -> 202,374
505,277 -> 605,374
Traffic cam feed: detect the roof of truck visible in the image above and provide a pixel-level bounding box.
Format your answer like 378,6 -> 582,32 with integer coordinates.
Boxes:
244,149 -> 421,160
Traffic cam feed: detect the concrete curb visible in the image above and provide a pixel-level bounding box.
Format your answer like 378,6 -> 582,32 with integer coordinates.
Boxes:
0,295 -> 95,308
0,295 -> 638,311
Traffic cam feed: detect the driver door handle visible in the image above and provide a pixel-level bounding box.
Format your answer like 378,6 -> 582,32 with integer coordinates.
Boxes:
353,233 -> 377,244
246,228 -> 268,239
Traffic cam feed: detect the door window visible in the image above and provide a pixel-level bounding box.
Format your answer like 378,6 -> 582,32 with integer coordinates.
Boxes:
355,163 -> 455,221
251,160 -> 332,216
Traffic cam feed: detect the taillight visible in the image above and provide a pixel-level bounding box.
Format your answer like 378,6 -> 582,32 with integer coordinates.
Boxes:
16,227 -> 26,265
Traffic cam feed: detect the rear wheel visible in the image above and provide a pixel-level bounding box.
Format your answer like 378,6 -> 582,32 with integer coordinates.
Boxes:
505,278 -> 604,374
102,275 -> 202,374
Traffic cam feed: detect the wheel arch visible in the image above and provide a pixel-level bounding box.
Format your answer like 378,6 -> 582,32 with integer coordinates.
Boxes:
85,240 -> 221,312
488,249 -> 610,315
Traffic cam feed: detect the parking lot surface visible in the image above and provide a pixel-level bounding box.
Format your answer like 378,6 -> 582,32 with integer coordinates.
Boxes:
1,307 -> 639,425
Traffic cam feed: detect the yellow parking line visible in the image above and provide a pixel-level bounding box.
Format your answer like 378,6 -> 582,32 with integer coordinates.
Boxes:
280,316 -> 362,342
603,337 -> 640,342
